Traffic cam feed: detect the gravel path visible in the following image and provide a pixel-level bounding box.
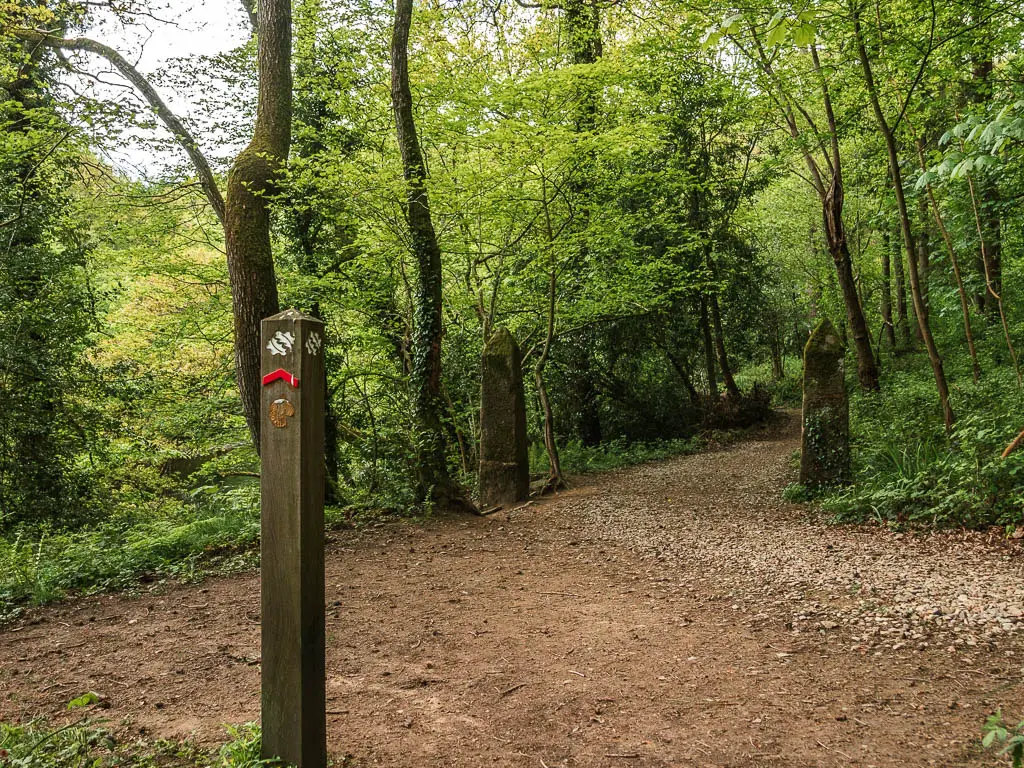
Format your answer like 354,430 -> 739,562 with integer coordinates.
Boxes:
1,411 -> 1022,767
571,414 -> 1024,654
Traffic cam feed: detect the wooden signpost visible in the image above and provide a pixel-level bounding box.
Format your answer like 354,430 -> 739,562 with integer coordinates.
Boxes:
260,309 -> 327,768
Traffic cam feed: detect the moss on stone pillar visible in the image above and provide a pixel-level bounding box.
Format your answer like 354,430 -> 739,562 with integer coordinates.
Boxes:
800,318 -> 850,488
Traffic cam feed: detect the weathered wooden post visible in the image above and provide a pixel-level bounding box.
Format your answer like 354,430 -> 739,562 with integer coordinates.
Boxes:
479,327 -> 530,508
260,309 -> 327,768
799,318 -> 850,488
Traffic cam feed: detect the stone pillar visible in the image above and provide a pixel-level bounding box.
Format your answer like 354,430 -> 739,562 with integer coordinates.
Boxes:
799,318 -> 850,487
479,327 -> 530,507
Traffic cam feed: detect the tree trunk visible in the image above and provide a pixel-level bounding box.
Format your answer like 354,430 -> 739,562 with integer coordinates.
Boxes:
664,347 -> 702,406
698,297 -> 718,398
968,54 -> 1002,313
912,138 -> 981,382
391,0 -> 471,509
824,216 -> 878,391
967,174 -> 1020,384
770,331 -> 785,381
224,0 -> 292,448
892,227 -> 910,349
981,192 -> 1002,314
535,258 -> 565,491
808,45 -> 879,392
709,293 -> 741,399
913,205 -> 930,343
880,231 -> 896,350
854,12 -> 954,429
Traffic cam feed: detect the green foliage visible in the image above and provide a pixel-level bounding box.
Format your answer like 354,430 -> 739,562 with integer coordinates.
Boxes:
735,358 -> 802,407
782,482 -> 813,503
821,359 -> 1024,528
0,715 -> 276,768
0,57 -> 102,527
9,0 -> 1024,604
0,487 -> 261,620
215,724 -> 274,768
551,436 -> 702,474
983,711 -> 1024,768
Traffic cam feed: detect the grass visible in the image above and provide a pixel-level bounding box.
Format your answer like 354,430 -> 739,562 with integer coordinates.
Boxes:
0,476 -> 374,622
0,713 -> 271,767
552,435 -> 703,474
0,486 -> 263,623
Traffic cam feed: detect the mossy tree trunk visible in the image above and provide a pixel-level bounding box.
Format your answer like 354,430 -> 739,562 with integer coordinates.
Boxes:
391,0 -> 471,510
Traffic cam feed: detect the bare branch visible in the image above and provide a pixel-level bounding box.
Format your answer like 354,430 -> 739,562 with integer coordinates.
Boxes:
15,28 -> 226,226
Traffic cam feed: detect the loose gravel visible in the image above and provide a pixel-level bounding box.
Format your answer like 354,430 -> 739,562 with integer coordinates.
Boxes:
566,415 -> 1024,655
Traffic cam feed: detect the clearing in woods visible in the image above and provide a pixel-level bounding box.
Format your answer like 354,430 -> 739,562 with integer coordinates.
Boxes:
2,412 -> 1023,767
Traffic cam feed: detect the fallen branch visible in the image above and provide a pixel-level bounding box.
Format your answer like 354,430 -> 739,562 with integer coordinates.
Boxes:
1002,427 -> 1024,459
500,682 -> 528,697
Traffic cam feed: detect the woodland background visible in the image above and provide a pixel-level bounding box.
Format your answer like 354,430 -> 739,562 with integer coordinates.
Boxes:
3,0 -> 1024,619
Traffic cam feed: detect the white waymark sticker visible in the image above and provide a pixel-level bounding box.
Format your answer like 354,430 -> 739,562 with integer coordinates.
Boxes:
305,332 -> 323,356
267,331 -> 295,356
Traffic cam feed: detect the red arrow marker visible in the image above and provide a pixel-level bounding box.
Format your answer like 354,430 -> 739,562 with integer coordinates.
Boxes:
262,368 -> 300,388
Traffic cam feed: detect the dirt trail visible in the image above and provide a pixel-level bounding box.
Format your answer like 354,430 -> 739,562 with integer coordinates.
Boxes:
2,412 -> 1024,767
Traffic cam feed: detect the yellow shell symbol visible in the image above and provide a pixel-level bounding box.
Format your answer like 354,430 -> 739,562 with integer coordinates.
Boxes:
269,398 -> 295,428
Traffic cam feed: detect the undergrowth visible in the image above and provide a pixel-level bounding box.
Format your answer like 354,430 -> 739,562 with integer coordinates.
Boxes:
734,357 -> 802,407
0,698 -> 272,766
0,487 -> 262,623
536,424 -> 758,476
984,711 -> 1024,767
814,352 -> 1024,529
551,436 -> 703,474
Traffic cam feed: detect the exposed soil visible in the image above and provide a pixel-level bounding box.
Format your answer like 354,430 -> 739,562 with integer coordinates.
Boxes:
2,412 -> 1024,767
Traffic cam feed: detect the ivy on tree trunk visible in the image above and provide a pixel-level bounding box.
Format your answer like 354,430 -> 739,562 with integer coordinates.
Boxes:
391,0 -> 472,511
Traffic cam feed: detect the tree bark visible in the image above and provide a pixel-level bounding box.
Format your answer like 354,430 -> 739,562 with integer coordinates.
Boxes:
912,137 -> 981,382
880,231 -> 896,350
912,202 -> 930,343
891,226 -> 910,349
854,11 -> 954,429
533,243 -> 565,490
709,292 -> 741,399
698,297 -> 718,398
824,209 -> 878,390
224,0 -> 292,448
391,0 -> 470,509
810,45 -> 879,391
